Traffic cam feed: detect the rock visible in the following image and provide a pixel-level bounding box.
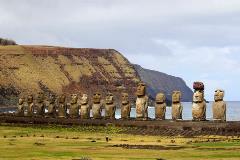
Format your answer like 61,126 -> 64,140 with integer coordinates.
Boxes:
155,93 -> 166,120
136,82 -> 148,120
121,93 -> 131,119
171,91 -> 183,120
212,89 -> 226,121
80,94 -> 90,119
133,64 -> 193,102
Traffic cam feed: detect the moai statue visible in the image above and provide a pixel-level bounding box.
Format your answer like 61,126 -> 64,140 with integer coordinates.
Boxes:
155,93 -> 166,120
121,92 -> 131,119
104,93 -> 116,119
35,92 -> 45,117
136,82 -> 149,120
92,92 -> 102,119
57,94 -> 67,118
45,94 -> 57,118
16,97 -> 25,116
212,89 -> 226,121
26,94 -> 34,117
171,91 -> 183,120
192,82 -> 206,121
69,94 -> 80,118
80,94 -> 90,119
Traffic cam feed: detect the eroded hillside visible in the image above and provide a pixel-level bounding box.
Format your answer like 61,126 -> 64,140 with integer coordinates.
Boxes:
0,45 -> 140,106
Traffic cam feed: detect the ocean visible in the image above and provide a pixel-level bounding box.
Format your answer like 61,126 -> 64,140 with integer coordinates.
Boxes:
0,101 -> 239,121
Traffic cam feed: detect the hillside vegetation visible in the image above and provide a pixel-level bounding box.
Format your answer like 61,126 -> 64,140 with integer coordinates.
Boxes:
0,45 -> 140,106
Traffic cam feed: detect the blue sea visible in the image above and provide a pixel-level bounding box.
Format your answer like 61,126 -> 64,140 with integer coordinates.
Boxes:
1,102 -> 239,121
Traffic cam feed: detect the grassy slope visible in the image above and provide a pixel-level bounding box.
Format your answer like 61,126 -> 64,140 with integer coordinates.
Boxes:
0,124 -> 240,160
0,45 -> 139,104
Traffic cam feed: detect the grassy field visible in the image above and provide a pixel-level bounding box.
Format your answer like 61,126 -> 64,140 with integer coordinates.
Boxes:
0,124 -> 240,160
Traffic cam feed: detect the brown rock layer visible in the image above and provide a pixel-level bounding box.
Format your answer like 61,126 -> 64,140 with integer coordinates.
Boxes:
0,45 -> 140,106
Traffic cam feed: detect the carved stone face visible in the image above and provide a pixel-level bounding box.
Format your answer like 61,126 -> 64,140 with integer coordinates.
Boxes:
172,91 -> 181,103
81,94 -> 88,105
18,97 -> 24,105
156,93 -> 165,103
36,92 -> 44,103
193,90 -> 204,102
59,95 -> 66,103
136,82 -> 146,97
27,95 -> 33,104
106,93 -> 114,104
71,94 -> 78,104
214,89 -> 224,101
49,94 -> 56,104
93,93 -> 101,104
121,93 -> 129,105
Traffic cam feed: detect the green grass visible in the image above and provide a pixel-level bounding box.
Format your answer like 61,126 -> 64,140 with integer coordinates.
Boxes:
0,124 -> 240,160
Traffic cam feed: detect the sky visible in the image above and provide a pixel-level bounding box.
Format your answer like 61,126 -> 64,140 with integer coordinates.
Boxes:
0,0 -> 240,101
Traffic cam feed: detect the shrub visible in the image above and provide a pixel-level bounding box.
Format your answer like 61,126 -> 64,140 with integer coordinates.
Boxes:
0,38 -> 17,45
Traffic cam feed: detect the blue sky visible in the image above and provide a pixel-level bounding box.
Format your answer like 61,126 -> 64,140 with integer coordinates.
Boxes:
0,0 -> 240,100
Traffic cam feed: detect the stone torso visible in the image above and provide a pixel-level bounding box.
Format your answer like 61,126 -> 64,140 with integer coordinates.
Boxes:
192,102 -> 206,121
35,92 -> 45,116
35,102 -> 45,116
69,94 -> 79,118
47,103 -> 56,117
121,103 -> 131,119
212,101 -> 226,121
26,103 -> 34,117
172,103 -> 183,120
69,103 -> 79,118
155,102 -> 166,120
80,104 -> 90,119
136,96 -> 148,119
58,103 -> 67,118
92,103 -> 102,119
105,103 -> 116,119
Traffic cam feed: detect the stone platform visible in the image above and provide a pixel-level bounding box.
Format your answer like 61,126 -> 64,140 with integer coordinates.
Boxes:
0,115 -> 240,136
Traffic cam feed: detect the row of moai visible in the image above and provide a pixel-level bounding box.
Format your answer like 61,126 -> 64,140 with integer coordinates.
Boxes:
16,81 -> 226,121
192,82 -> 226,121
16,91 -> 130,119
136,82 -> 226,121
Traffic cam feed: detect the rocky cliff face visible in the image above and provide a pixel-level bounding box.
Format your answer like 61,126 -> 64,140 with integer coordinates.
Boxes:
0,45 -> 140,106
0,45 -> 193,107
134,64 -> 193,102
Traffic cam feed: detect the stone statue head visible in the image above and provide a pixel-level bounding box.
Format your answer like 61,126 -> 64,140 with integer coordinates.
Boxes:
36,92 -> 44,103
214,89 -> 224,101
18,97 -> 24,105
48,94 -> 56,104
155,93 -> 165,104
193,90 -> 204,103
59,94 -> 66,104
105,93 -> 114,104
70,94 -> 78,104
136,82 -> 146,97
93,92 -> 101,104
81,94 -> 88,105
121,92 -> 129,105
172,91 -> 181,103
27,94 -> 33,104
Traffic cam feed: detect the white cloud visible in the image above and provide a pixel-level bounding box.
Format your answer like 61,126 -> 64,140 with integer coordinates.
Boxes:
0,0 -> 240,100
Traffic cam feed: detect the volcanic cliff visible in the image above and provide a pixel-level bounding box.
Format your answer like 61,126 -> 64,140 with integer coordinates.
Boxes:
134,64 -> 193,102
0,45 -> 140,106
0,45 -> 193,107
